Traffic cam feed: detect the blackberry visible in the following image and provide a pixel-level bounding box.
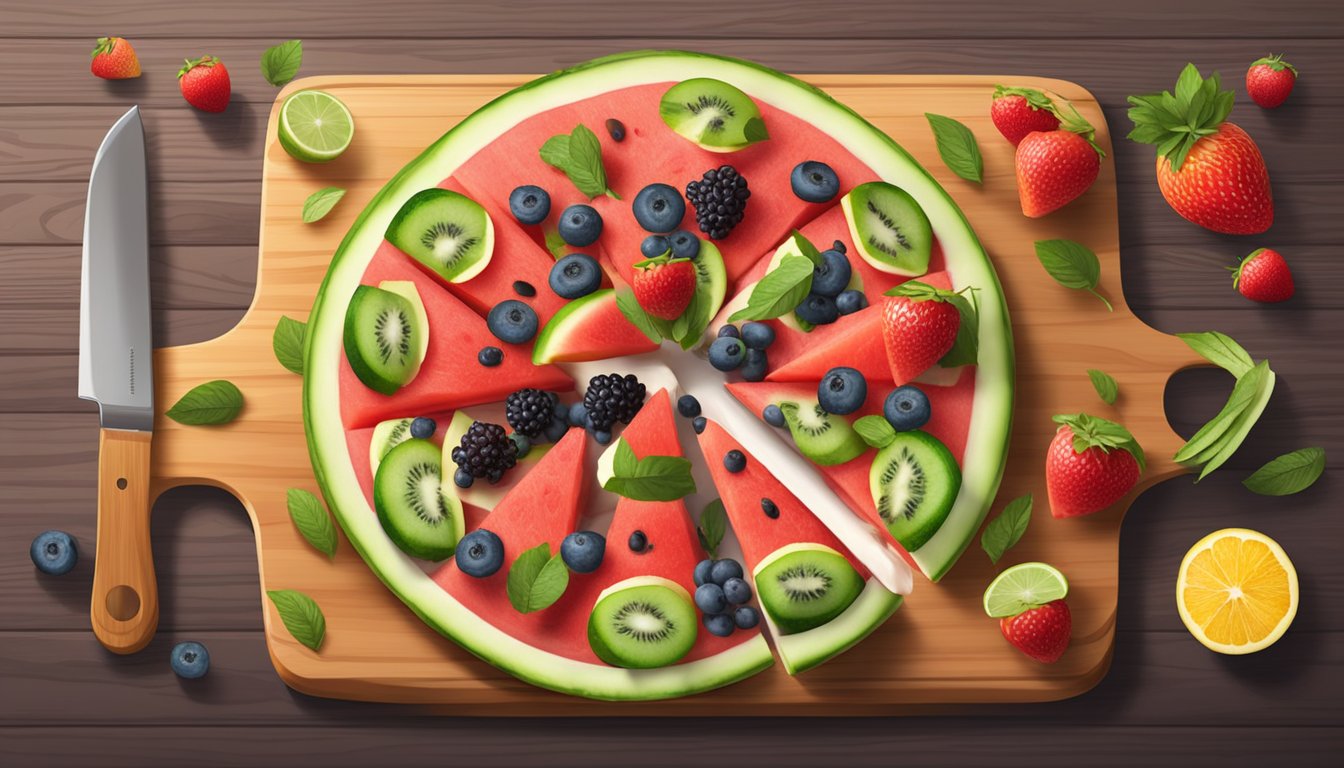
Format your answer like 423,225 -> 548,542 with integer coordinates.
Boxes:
505,388 -> 558,438
583,373 -> 646,432
451,421 -> 517,482
685,165 -> 750,240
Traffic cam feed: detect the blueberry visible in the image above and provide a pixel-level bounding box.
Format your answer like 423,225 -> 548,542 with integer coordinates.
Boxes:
594,429 -> 612,445
487,300 -> 539,344
703,612 -> 735,637
549,253 -> 602,299
740,322 -> 776,350
454,467 -> 475,488
170,641 -> 210,679
794,293 -> 839,325
811,249 -> 852,298
509,432 -> 531,458
717,324 -> 740,339
628,530 -> 649,553
632,183 -> 686,233
819,367 -> 867,415
478,346 -> 503,366
708,337 -> 746,371
30,530 -> 77,576
761,498 -> 780,519
543,415 -> 569,443
560,530 -> 606,574
733,605 -> 761,630
557,204 -> 602,246
554,399 -> 569,420
568,402 -> 588,428
692,416 -> 707,434
677,394 -> 701,418
740,348 -> 768,382
722,577 -> 753,606
836,289 -> 868,316
668,229 -> 700,259
456,529 -> 505,578
762,404 -> 786,428
790,160 -> 840,203
693,558 -> 714,587
723,450 -> 746,473
884,385 -> 932,432
409,417 -> 436,439
695,582 -> 728,614
709,559 -> 744,586
605,117 -> 626,142
640,234 -> 670,259
508,185 -> 551,225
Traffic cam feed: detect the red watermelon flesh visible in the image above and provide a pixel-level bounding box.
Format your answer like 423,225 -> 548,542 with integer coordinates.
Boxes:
536,289 -> 659,363
340,255 -> 573,429
694,418 -> 869,579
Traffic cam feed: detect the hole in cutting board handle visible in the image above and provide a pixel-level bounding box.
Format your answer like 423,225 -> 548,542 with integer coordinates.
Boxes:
116,477 -> 127,490
106,584 -> 141,621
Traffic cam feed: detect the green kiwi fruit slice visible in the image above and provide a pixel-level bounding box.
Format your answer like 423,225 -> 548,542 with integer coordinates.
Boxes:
868,430 -> 961,551
659,78 -> 768,152
588,576 -> 698,669
386,188 -> 494,283
754,543 -> 864,635
841,181 -> 933,276
778,400 -> 867,466
343,284 -> 424,395
373,438 -> 464,561
369,417 -> 414,476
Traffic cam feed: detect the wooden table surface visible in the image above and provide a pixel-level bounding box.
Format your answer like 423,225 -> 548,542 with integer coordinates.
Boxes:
1,1 -> 1340,764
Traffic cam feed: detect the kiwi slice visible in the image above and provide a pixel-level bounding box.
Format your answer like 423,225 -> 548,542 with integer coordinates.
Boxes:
369,417 -> 414,475
588,576 -> 698,669
754,543 -> 864,635
374,438 -> 464,561
659,78 -> 768,152
386,188 -> 494,283
841,182 -> 933,276
869,430 -> 961,551
377,280 -> 430,381
343,284 -> 424,395
778,400 -> 867,466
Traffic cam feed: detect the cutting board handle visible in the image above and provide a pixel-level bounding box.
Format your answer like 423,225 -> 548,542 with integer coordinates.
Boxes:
90,428 -> 159,655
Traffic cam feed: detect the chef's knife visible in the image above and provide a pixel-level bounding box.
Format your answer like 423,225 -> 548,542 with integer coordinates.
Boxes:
78,106 -> 158,654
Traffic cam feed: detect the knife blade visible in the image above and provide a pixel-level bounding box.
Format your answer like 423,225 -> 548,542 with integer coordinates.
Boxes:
79,106 -> 159,654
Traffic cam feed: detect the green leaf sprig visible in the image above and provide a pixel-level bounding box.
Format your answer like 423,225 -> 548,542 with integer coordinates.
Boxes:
697,499 -> 728,558
925,113 -> 983,183
540,124 -> 619,199
267,589 -> 325,651
1127,63 -> 1235,172
272,316 -> 307,375
853,415 -> 897,449
1033,239 -> 1112,311
1174,332 -> 1276,480
506,543 -> 570,614
1243,448 -> 1325,496
981,495 -> 1033,564
165,380 -> 244,426
602,438 -> 697,502
1088,369 -> 1118,405
302,186 -> 346,223
260,40 -> 303,86
286,489 -> 336,557
728,254 -> 814,323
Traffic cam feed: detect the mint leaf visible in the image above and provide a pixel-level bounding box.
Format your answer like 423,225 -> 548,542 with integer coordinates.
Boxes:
260,39 -> 302,86
981,494 -> 1032,564
267,589 -> 325,651
286,488 -> 336,557
507,543 -> 569,613
539,135 -> 571,168
728,255 -> 813,322
925,113 -> 983,183
612,436 -> 638,477
302,186 -> 346,223
854,415 -> 897,449
272,315 -> 306,375
778,230 -> 822,267
1033,239 -> 1112,311
166,380 -> 244,425
615,288 -> 663,345
1088,369 -> 1118,405
1176,331 -> 1255,377
602,446 -> 697,502
539,125 -> 617,199
1174,361 -> 1268,464
697,499 -> 727,558
1243,447 -> 1325,496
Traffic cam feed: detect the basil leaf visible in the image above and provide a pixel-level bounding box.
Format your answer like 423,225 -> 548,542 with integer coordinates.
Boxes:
267,589 -> 325,651
506,543 -> 570,614
728,255 -> 813,322
675,286 -> 712,350
778,230 -> 822,267
260,39 -> 302,86
602,451 -> 697,501
1176,331 -> 1254,377
939,288 -> 979,368
302,186 -> 346,223
1243,447 -> 1325,496
854,415 -> 897,449
981,494 -> 1032,564
1033,239 -> 1112,311
272,315 -> 306,375
1088,369 -> 1118,405
166,380 -> 244,425
615,288 -> 663,345
697,499 -> 727,558
612,437 -> 638,477
539,135 -> 571,169
286,488 -> 336,557
925,113 -> 983,183
1174,362 -> 1267,464
562,124 -> 611,199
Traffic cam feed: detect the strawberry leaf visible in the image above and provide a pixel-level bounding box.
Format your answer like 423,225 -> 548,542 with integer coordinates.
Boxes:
1052,412 -> 1146,472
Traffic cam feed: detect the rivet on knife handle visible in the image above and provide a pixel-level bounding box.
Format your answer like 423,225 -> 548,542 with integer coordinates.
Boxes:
90,428 -> 159,654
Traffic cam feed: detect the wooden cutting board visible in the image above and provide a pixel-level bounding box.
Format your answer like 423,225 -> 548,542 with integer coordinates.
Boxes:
146,73 -> 1204,714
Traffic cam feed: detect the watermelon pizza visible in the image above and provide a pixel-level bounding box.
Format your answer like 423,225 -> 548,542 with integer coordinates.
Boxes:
304,51 -> 1013,700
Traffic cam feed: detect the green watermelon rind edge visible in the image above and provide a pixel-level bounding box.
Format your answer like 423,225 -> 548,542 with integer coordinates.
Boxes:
303,50 -> 1013,699
770,578 -> 904,675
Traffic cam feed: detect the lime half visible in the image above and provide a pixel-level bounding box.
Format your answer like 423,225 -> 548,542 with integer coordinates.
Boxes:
983,562 -> 1069,618
279,90 -> 354,163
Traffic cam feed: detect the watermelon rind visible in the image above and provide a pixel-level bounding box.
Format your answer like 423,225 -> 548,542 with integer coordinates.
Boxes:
769,577 -> 903,675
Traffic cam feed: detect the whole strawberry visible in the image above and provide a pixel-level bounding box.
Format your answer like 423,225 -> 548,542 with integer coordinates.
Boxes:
1246,54 -> 1297,109
90,36 -> 141,80
1232,247 -> 1294,303
632,255 -> 696,320
1046,413 -> 1144,518
178,56 -> 231,113
990,85 -> 1061,146
1016,129 -> 1103,217
880,280 -> 968,385
1128,64 -> 1273,235
1000,599 -> 1072,663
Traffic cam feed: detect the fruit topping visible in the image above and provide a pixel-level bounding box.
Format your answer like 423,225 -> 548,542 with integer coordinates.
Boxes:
723,449 -> 747,473
631,255 -> 697,320
456,529 -> 505,578
708,336 -> 747,371
810,246 -> 853,298
583,373 -> 646,432
677,395 -> 701,418
477,346 -> 503,367
686,165 -> 750,240
734,606 -> 761,629
508,184 -> 551,225
755,544 -> 863,635
818,367 -> 867,416
641,235 -> 670,259
881,282 -> 967,385
841,181 -> 932,275
740,321 -> 775,350
695,582 -> 728,614
779,400 -> 866,466
692,416 -> 707,434
884,385 -> 931,431
549,253 -> 603,299
762,405 -> 785,428
451,421 -> 519,484
505,388 -> 560,438
632,182 -> 687,233
375,438 -> 464,560
835,289 -> 867,315
588,576 -> 697,669
741,348 -> 768,382
717,324 -> 740,338
386,188 -> 494,283
344,284 -> 424,395
870,431 -> 960,551
30,530 -> 78,576
660,78 -> 768,152
560,530 -> 606,573
667,229 -> 701,259
790,160 -> 840,203
486,299 -> 539,344
557,203 -> 603,246
409,416 -> 437,439
794,293 -> 839,325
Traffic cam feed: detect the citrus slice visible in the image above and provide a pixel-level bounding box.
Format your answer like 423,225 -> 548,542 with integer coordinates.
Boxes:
1177,528 -> 1298,655
983,562 -> 1069,618
278,90 -> 354,163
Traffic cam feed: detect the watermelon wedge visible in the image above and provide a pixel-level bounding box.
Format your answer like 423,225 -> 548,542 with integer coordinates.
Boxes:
532,288 -> 659,364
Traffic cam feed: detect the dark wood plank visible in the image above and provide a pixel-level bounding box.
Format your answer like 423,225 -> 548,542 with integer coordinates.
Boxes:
0,308 -> 244,355
0,245 -> 260,308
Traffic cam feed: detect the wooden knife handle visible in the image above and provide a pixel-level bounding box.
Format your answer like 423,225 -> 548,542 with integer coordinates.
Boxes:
90,428 -> 158,654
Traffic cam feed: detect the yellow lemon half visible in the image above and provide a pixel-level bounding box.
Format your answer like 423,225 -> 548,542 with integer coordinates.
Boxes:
1177,528 -> 1298,655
